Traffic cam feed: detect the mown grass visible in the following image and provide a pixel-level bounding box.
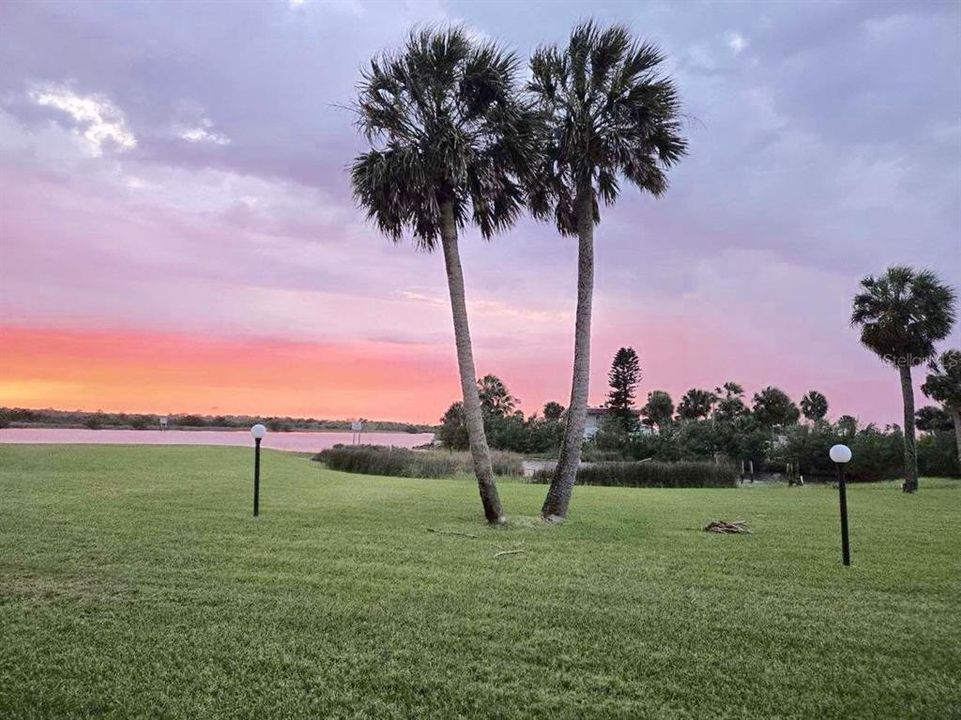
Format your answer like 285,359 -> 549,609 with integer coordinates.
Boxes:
1,444 -> 959,719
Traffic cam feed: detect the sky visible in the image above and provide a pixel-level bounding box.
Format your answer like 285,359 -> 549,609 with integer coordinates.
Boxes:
1,0 -> 959,424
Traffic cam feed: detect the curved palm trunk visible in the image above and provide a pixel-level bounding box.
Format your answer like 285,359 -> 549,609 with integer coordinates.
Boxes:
439,201 -> 504,524
899,364 -> 919,492
542,186 -> 594,521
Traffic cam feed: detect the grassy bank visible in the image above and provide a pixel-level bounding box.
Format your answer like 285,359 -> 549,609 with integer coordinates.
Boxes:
314,444 -> 524,478
1,445 -> 959,718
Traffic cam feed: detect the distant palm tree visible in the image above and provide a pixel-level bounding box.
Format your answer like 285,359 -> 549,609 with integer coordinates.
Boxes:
528,21 -> 687,520
351,28 -> 540,523
713,382 -> 747,422
477,374 -> 519,418
851,266 -> 956,492
640,390 -> 674,431
676,388 -> 718,421
800,390 -> 829,424
922,349 -> 961,467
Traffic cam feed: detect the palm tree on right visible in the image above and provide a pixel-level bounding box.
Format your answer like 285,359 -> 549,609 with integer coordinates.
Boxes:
851,266 -> 956,492
527,21 -> 687,521
922,349 -> 961,468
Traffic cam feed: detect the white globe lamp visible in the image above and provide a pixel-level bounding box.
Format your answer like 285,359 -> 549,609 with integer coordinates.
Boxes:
829,444 -> 851,464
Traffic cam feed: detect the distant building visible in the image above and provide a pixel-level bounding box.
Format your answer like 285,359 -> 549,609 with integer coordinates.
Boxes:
159,416 -> 168,431
583,407 -> 645,439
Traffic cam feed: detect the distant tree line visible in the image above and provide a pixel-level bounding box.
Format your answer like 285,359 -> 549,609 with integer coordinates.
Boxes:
435,344 -> 960,481
437,375 -> 566,455
0,407 -> 434,434
596,403 -> 958,482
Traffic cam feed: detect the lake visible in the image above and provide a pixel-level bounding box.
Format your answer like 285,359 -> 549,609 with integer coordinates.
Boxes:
0,428 -> 435,453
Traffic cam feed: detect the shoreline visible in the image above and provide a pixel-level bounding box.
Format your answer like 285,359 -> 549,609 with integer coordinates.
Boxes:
0,427 -> 436,453
2,424 -> 435,434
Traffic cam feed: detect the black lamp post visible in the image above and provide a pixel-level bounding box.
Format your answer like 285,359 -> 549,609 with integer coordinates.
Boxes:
829,443 -> 852,566
251,424 -> 266,517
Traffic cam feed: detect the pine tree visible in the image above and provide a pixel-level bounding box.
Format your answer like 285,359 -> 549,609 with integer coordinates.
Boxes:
606,347 -> 641,431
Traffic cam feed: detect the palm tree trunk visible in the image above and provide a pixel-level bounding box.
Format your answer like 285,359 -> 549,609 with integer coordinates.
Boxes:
542,185 -> 594,521
439,201 -> 504,524
952,406 -> 961,473
899,364 -> 919,492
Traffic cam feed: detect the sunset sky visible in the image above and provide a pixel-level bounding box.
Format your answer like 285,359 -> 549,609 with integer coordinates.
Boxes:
1,0 -> 959,424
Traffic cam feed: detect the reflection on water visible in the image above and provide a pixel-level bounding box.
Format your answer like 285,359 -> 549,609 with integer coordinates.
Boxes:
0,428 -> 435,453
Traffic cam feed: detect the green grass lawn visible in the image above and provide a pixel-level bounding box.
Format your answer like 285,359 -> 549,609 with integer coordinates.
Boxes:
1,445 -> 959,719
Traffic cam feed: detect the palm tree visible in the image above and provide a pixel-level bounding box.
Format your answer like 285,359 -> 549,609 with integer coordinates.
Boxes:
676,388 -> 718,421
751,386 -> 800,427
922,349 -> 961,467
713,382 -> 747,422
851,266 -> 956,492
528,21 -> 687,520
640,390 -> 674,431
351,28 -> 540,523
800,390 -> 829,424
477,374 -> 519,418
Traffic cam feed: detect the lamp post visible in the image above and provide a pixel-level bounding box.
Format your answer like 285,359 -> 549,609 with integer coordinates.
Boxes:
829,443 -> 852,566
251,424 -> 266,517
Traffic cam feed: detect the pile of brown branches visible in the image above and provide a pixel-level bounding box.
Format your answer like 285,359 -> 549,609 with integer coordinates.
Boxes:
704,519 -> 752,534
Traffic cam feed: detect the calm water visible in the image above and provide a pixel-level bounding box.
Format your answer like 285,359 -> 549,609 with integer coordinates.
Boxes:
0,428 -> 435,453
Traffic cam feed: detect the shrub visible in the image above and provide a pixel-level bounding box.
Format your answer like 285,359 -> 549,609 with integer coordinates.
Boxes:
771,422 -> 954,483
918,431 -> 961,478
314,445 -> 523,479
580,446 -> 628,463
774,423 -> 840,478
531,461 -> 738,488
846,425 -> 905,481
488,451 -> 524,477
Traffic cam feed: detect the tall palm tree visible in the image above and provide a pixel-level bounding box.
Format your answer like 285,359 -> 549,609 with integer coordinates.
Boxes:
851,266 -> 956,492
351,28 -> 540,523
922,349 -> 961,467
528,21 -> 687,521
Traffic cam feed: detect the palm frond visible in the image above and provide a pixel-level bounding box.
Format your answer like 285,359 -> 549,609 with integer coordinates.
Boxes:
526,21 -> 687,234
851,265 -> 957,364
351,25 -> 541,247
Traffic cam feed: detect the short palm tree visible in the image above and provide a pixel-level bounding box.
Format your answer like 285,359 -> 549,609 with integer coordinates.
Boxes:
351,27 -> 540,523
676,388 -> 718,421
528,21 -> 687,520
800,390 -> 829,424
922,349 -> 961,467
851,266 -> 956,492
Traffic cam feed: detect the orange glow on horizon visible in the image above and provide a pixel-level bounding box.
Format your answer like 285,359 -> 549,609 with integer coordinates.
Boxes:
0,325 -> 460,423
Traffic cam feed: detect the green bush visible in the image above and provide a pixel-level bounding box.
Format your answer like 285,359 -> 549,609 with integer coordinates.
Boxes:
531,461 -> 738,488
918,431 -> 961,478
846,426 -> 905,481
580,446 -> 628,463
488,451 -> 525,477
771,422 -> 953,483
83,413 -> 105,430
774,423 -> 840,478
314,445 -> 523,479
